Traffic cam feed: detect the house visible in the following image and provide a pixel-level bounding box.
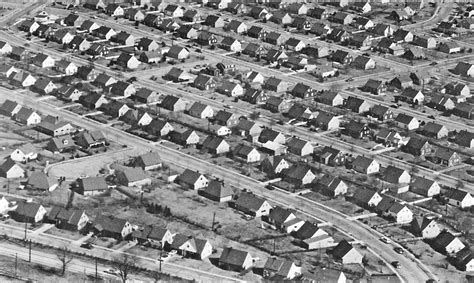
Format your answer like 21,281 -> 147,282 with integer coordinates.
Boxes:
226,2 -> 247,14
137,38 -> 160,52
438,42 -> 461,54
411,216 -> 441,239
77,176 -> 108,196
143,14 -> 160,27
160,95 -> 186,112
133,152 -> 162,171
10,202 -> 46,223
201,136 -> 230,155
79,20 -> 100,32
282,165 -> 315,185
352,56 -> 375,70
332,240 -> 363,264
213,110 -> 239,127
199,180 -> 233,202
219,247 -> 253,272
49,29 -> 74,45
177,169 -> 208,190
265,49 -> 288,64
234,192 -> 272,217
362,79 -> 386,95
19,19 -> 40,33
93,215 -> 132,240
403,136 -> 432,156
345,96 -> 372,114
287,2 -> 308,15
248,6 -> 268,19
218,81 -> 243,97
327,28 -> 349,42
243,43 -> 266,58
166,46 -> 189,60
76,66 -> 97,81
387,202 -> 413,223
105,3 -> 124,17
351,1 -> 371,14
233,144 -> 261,163
353,188 -> 382,207
181,9 -> 201,22
219,37 -> 241,52
36,120 -> 75,137
132,225 -> 172,248
169,234 -> 213,260
10,143 -> 37,162
454,248 -> 474,272
393,29 -> 414,43
403,47 -> 426,60
383,165 -> 411,184
286,104 -> 313,121
235,120 -> 262,138
139,51 -> 162,64
47,206 -> 89,231
33,78 -> 57,94
319,91 -> 344,107
9,47 -> 27,61
453,104 -> 474,120
170,127 -> 200,147
0,99 -> 21,118
80,93 -> 107,109
445,189 -> 473,209
147,119 -> 174,137
265,96 -> 290,113
285,38 -> 306,52
302,46 -> 330,59
413,36 -> 437,49
265,32 -> 285,46
331,12 -> 353,25
87,43 -> 109,57
261,156 -> 290,176
196,31 -> 217,47
93,26 -> 116,40
369,105 -> 393,121
395,113 -> 419,130
312,112 -> 340,131
348,33 -> 373,49
124,8 -> 145,22
352,156 -> 379,174
442,82 -> 470,97
389,74 -> 415,90
193,74 -> 216,91
314,174 -> 348,197
46,135 -> 76,153
247,26 -> 267,40
115,167 -> 151,188
0,65 -> 17,79
186,102 -> 213,120
343,121 -> 371,139
204,15 -> 225,28
372,23 -> 393,37
287,137 -> 313,156
75,130 -> 106,150
263,258 -> 302,280
428,95 -> 455,111
225,20 -> 247,34
316,146 -> 345,166
421,122 -> 449,139
164,4 -> 184,17
243,88 -> 268,105
331,50 -> 353,65
0,158 -> 25,179
14,107 -> 41,125
410,177 -> 440,197
294,221 -> 327,240
55,59 -> 77,75
116,53 -> 140,70
177,25 -> 198,39
291,83 -> 316,98
101,100 -> 130,118
433,231 -> 466,254
455,130 -> 474,148
308,7 -> 332,19
435,148 -> 461,167
32,53 -> 55,68
132,88 -> 160,104
291,17 -> 311,31
266,206 -> 296,230
112,31 -> 135,46
353,17 -> 373,30
271,11 -> 293,25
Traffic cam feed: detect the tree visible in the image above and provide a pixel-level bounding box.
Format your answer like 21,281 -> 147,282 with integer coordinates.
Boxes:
56,246 -> 73,276
112,254 -> 138,283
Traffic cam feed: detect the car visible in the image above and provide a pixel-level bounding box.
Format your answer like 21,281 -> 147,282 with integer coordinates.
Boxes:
430,62 -> 438,66
104,269 -> 118,275
80,242 -> 92,249
394,247 -> 404,254
391,261 -> 401,269
169,250 -> 178,256
345,78 -> 354,82
428,115 -> 435,119
380,237 -> 391,244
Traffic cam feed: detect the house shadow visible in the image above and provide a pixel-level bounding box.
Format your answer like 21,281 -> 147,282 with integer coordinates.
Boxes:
208,256 -> 220,267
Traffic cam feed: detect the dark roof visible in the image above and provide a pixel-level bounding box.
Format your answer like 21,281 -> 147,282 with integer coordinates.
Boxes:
178,169 -> 203,185
219,247 -> 250,267
14,202 -> 42,219
135,152 -> 161,167
294,221 -> 319,240
268,206 -> 294,226
201,180 -> 233,199
78,176 -> 107,192
235,192 -> 267,212
94,214 -> 128,234
332,240 -> 354,259
445,189 -> 470,202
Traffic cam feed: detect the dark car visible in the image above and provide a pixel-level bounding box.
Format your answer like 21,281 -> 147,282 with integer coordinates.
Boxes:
394,247 -> 404,254
429,62 -> 438,66
391,261 -> 401,269
80,242 -> 92,249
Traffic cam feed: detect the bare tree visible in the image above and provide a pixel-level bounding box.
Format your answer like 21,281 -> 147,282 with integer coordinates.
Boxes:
56,246 -> 73,276
112,254 -> 138,283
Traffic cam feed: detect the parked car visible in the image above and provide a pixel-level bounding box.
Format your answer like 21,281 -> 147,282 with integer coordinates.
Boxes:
391,261 -> 401,269
380,237 -> 391,244
394,247 -> 404,254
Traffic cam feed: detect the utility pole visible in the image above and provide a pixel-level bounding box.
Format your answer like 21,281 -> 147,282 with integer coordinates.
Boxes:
28,240 -> 31,263
159,249 -> 162,272
273,238 -> 276,255
15,253 -> 17,278
95,258 -> 98,280
7,179 -> 9,194
211,212 -> 216,231
24,222 -> 27,240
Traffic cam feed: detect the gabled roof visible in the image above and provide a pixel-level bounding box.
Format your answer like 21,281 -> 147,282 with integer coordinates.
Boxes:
78,176 -> 107,192
332,240 -> 355,259
445,189 -> 470,202
202,180 -> 233,199
135,152 -> 161,167
94,214 -> 128,234
383,165 -> 408,183
219,247 -> 250,267
116,166 -> 149,183
14,201 -> 42,219
178,169 -> 204,185
395,113 -> 416,124
294,221 -> 319,240
235,192 -> 268,212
